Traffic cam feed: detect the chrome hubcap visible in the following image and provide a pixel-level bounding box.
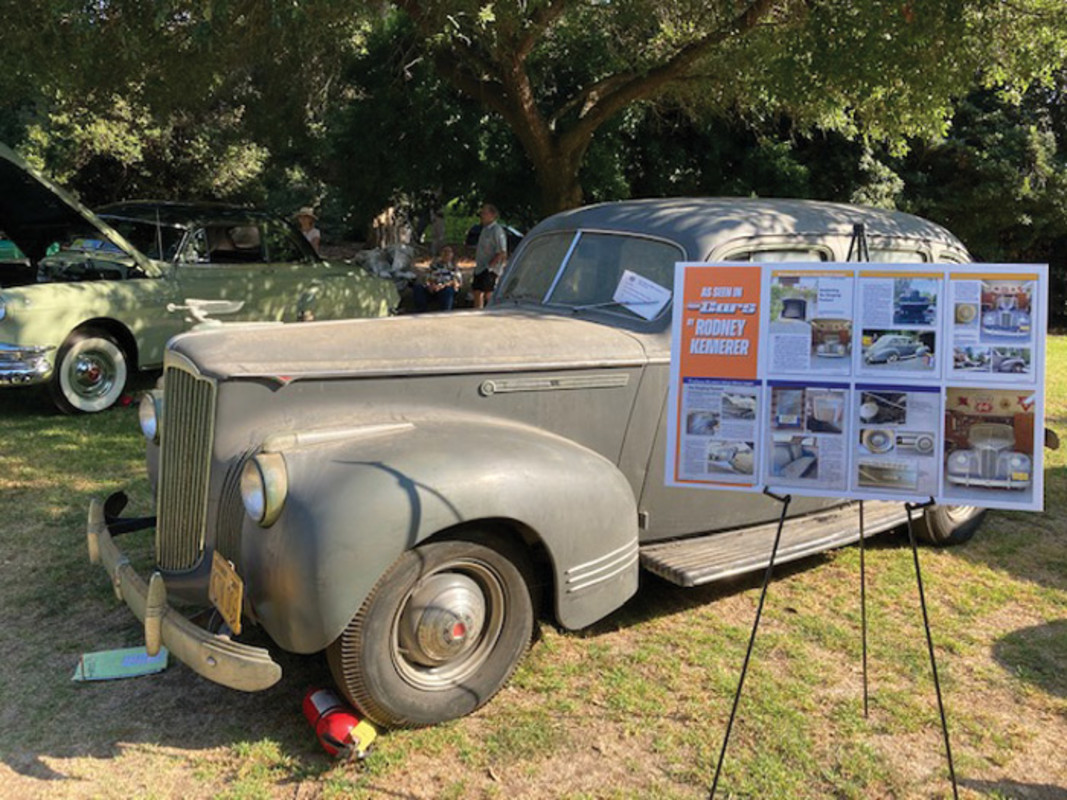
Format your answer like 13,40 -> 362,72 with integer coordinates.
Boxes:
71,351 -> 115,398
393,559 -> 504,690
399,573 -> 486,666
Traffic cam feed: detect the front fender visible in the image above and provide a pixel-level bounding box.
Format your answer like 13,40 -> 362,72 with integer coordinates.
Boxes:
242,418 -> 639,653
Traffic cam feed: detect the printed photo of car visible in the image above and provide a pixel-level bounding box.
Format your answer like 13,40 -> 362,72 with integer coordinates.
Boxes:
893,280 -> 937,325
992,347 -> 1030,374
811,319 -> 851,358
980,281 -> 1032,337
863,332 -> 932,365
953,346 -> 991,371
945,423 -> 1032,489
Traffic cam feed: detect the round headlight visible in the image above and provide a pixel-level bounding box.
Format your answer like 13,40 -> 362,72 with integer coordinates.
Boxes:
138,392 -> 161,442
240,453 -> 288,527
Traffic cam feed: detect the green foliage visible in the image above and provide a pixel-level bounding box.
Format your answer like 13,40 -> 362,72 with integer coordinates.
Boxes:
894,83 -> 1067,321
395,0 -> 1067,211
0,1 -> 371,213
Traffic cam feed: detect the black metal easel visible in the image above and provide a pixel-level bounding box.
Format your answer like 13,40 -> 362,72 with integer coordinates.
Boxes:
709,228 -> 958,796
709,488 -> 791,799
905,499 -> 960,799
859,501 -> 870,717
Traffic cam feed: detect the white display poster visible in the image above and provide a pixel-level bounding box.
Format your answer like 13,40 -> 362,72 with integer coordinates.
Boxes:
667,262 -> 1047,511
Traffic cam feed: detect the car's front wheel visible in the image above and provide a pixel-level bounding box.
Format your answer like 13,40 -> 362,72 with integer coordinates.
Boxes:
328,532 -> 536,728
49,328 -> 128,413
915,504 -> 986,546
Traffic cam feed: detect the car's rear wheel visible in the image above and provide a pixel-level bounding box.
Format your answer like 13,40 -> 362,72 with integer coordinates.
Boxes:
49,328 -> 128,413
914,504 -> 986,546
327,533 -> 536,728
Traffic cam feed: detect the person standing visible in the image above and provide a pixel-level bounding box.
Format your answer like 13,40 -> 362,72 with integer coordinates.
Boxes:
294,207 -> 321,254
472,203 -> 507,309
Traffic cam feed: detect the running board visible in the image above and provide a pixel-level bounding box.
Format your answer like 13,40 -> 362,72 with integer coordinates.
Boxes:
639,501 -> 908,587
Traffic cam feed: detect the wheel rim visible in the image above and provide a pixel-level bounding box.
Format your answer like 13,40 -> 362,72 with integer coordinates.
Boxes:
941,505 -> 978,524
392,559 -> 505,690
72,351 -> 117,398
59,337 -> 127,411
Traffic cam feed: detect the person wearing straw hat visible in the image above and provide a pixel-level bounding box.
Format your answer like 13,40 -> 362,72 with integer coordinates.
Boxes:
294,207 -> 321,254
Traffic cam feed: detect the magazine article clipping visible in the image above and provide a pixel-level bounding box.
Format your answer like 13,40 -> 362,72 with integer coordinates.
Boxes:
668,263 -> 1046,512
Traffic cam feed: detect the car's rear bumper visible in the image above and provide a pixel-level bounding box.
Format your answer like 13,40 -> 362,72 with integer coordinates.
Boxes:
0,342 -> 53,385
86,497 -> 281,692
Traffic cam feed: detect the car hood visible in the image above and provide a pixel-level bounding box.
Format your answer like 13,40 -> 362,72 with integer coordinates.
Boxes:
0,142 -> 157,276
169,309 -> 652,382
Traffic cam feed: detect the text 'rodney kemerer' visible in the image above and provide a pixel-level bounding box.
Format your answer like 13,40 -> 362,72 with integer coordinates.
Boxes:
689,288 -> 757,355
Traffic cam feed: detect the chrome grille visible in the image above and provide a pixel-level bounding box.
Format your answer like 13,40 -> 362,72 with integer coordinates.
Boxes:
215,457 -> 248,573
156,366 -> 217,571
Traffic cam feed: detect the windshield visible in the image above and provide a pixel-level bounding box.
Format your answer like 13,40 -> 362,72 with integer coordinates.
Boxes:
498,230 -> 681,321
98,215 -> 187,260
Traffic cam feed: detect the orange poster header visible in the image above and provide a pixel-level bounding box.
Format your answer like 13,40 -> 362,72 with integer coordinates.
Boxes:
676,265 -> 762,381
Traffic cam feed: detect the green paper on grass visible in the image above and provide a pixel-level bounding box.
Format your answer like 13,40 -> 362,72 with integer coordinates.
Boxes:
73,647 -> 169,681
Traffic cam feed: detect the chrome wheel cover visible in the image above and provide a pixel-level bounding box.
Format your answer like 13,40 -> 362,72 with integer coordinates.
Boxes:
392,559 -> 504,690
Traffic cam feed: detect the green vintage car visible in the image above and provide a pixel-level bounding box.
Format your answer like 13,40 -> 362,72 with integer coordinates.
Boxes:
0,143 -> 399,412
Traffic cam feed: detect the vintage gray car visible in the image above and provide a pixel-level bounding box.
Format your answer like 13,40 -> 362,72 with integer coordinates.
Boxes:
0,143 -> 399,412
88,198 -> 987,728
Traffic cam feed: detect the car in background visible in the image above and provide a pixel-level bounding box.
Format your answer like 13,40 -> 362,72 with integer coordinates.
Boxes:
88,197 -> 991,731
863,333 -> 929,364
0,143 -> 399,412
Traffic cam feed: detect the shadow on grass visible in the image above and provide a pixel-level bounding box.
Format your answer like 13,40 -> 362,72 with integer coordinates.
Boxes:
958,778 -> 1067,799
0,370 -> 159,418
947,463 -> 1067,594
1,624 -> 340,782
992,619 -> 1067,699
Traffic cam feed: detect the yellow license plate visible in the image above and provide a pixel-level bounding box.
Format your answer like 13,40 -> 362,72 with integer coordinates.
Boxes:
209,551 -> 243,636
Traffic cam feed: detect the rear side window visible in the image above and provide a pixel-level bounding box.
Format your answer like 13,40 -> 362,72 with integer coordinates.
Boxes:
724,249 -> 827,262
201,224 -> 263,263
868,248 -> 927,263
263,221 -> 310,263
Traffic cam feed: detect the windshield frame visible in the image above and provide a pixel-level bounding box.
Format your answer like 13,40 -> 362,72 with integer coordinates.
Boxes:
500,228 -> 684,326
97,213 -> 190,263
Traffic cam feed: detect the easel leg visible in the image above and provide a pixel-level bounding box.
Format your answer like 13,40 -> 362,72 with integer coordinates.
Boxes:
709,489 -> 791,800
859,501 -> 869,718
905,500 -> 959,800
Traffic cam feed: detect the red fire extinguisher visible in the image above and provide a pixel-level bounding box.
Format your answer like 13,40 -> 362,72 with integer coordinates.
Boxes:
302,687 -> 378,760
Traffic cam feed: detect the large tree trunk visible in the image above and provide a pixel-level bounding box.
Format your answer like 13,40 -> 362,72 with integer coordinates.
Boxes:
531,149 -> 586,215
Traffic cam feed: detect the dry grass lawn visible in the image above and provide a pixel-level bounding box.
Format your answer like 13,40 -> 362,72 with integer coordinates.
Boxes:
0,339 -> 1063,800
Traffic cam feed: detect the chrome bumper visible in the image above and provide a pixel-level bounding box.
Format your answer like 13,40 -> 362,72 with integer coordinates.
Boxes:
86,498 -> 281,692
0,342 -> 53,385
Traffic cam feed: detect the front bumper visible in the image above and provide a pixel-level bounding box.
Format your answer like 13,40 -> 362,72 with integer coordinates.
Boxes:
86,497 -> 281,692
0,342 -> 53,385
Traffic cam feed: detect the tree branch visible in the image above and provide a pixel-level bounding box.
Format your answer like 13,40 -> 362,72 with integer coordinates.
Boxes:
555,0 -> 783,146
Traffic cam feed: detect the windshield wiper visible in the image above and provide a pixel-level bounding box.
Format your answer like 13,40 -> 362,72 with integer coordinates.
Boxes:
571,300 -> 658,312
